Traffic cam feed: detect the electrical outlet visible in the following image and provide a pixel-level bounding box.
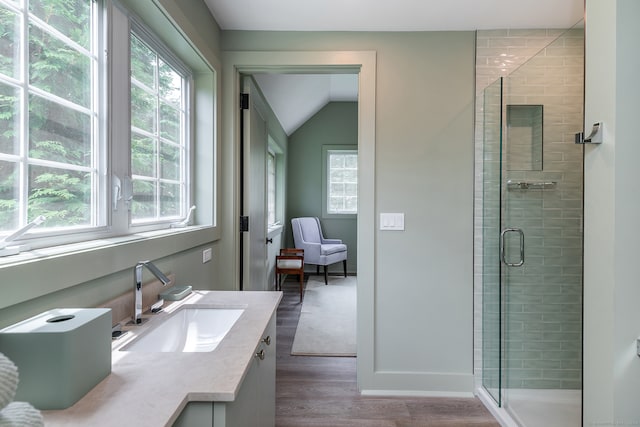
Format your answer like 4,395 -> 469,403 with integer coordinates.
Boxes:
202,248 -> 212,263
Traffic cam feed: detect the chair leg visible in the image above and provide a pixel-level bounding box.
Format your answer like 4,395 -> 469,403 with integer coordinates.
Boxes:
316,265 -> 320,275
299,273 -> 304,302
324,265 -> 328,285
343,260 -> 347,277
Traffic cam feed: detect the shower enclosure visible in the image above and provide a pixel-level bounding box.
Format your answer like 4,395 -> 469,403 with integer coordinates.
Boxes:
480,24 -> 584,427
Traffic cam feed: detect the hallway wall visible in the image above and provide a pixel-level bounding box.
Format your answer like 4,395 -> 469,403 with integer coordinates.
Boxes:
286,102 -> 358,274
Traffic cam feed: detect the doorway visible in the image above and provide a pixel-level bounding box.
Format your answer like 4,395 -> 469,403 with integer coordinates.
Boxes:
221,50 -> 376,387
240,73 -> 359,292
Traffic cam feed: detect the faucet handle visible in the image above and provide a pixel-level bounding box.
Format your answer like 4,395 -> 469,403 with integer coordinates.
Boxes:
151,299 -> 164,313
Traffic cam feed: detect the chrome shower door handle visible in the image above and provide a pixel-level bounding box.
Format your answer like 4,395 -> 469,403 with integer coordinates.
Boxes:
500,228 -> 525,267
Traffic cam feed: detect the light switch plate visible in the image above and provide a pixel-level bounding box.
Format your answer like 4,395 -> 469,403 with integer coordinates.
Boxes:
202,247 -> 212,263
380,213 -> 405,231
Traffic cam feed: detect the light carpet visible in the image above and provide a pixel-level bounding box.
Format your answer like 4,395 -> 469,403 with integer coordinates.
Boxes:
291,275 -> 356,357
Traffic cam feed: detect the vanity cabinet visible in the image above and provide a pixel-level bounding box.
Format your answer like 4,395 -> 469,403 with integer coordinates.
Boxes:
172,313 -> 276,427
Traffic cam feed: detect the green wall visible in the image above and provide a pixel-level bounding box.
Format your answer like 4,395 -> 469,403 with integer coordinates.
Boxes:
286,102 -> 358,274
221,31 -> 476,394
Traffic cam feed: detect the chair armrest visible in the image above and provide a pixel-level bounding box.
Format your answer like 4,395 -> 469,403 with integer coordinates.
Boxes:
280,248 -> 304,256
321,238 -> 342,244
297,242 -> 321,263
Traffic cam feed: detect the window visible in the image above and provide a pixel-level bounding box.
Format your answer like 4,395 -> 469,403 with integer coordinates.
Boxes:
0,0 -> 101,233
325,148 -> 357,215
129,30 -> 189,224
0,0 -> 200,254
267,150 -> 276,225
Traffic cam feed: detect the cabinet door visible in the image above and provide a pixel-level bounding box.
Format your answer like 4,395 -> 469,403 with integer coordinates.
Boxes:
257,315 -> 276,426
215,357 -> 260,427
214,313 -> 276,427
172,402 -> 213,427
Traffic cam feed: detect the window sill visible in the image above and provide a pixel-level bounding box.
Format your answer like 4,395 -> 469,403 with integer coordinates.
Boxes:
267,224 -> 284,238
0,225 -> 218,310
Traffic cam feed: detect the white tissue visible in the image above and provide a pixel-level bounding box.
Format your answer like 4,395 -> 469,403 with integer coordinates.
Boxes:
0,353 -> 18,411
0,402 -> 43,427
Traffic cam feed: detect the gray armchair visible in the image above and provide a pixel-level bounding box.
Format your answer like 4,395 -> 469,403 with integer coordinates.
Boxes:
291,217 -> 347,285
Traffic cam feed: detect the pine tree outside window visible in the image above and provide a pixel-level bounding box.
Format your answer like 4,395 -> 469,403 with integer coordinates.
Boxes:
130,30 -> 189,224
0,0 -> 198,254
0,0 -> 101,233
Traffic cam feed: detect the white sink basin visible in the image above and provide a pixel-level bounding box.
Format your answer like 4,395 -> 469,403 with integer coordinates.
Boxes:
123,307 -> 244,353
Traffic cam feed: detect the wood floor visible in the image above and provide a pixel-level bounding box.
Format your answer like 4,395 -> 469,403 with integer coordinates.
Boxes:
275,277 -> 500,427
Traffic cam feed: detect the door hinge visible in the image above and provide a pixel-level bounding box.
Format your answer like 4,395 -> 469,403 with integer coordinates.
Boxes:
240,216 -> 249,232
240,93 -> 249,110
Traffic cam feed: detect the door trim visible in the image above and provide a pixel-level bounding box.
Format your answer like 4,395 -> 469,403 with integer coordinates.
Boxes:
221,50 -> 376,389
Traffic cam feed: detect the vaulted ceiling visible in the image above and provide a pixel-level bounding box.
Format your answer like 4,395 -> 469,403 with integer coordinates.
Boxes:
205,0 -> 584,135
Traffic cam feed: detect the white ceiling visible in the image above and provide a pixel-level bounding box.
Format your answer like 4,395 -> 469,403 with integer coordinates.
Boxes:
253,74 -> 358,135
205,0 -> 583,32
206,0 -> 584,136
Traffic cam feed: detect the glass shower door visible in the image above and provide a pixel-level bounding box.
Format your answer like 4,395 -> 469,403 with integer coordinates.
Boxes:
500,24 -> 584,427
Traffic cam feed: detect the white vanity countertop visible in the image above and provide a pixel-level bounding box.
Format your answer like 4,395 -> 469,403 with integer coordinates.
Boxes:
42,290 -> 282,427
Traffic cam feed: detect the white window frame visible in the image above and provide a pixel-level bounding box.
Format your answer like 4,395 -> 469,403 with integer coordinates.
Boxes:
322,145 -> 358,218
0,0 -> 108,247
267,148 -> 276,227
0,0 -> 215,262
125,21 -> 192,229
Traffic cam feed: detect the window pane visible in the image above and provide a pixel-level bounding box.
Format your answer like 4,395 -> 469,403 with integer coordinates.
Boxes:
345,196 -> 357,212
159,59 -> 181,106
0,82 -> 20,154
0,7 -> 19,79
329,196 -> 343,212
131,179 -> 156,220
0,160 -> 18,231
267,152 -> 275,225
345,155 -> 357,168
160,142 -> 179,180
131,133 -> 156,176
29,94 -> 91,166
131,85 -> 157,132
160,182 -> 179,217
28,165 -> 91,226
330,155 -> 344,168
327,150 -> 357,214
330,169 -> 344,182
160,102 -> 180,142
29,0 -> 91,49
29,25 -> 91,108
131,34 -> 156,90
343,169 -> 357,182
330,183 -> 344,196
131,29 -> 187,226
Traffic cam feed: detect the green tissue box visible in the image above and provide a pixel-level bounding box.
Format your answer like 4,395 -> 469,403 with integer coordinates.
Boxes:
0,308 -> 112,410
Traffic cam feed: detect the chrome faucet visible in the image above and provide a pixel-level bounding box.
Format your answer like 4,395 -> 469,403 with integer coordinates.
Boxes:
133,260 -> 171,324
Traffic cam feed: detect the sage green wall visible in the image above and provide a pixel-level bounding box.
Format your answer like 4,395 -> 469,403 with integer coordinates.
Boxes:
0,1 -> 224,328
286,102 -> 357,274
222,31 -> 476,394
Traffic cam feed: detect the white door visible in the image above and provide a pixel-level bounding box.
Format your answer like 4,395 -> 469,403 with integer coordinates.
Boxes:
241,76 -> 269,291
